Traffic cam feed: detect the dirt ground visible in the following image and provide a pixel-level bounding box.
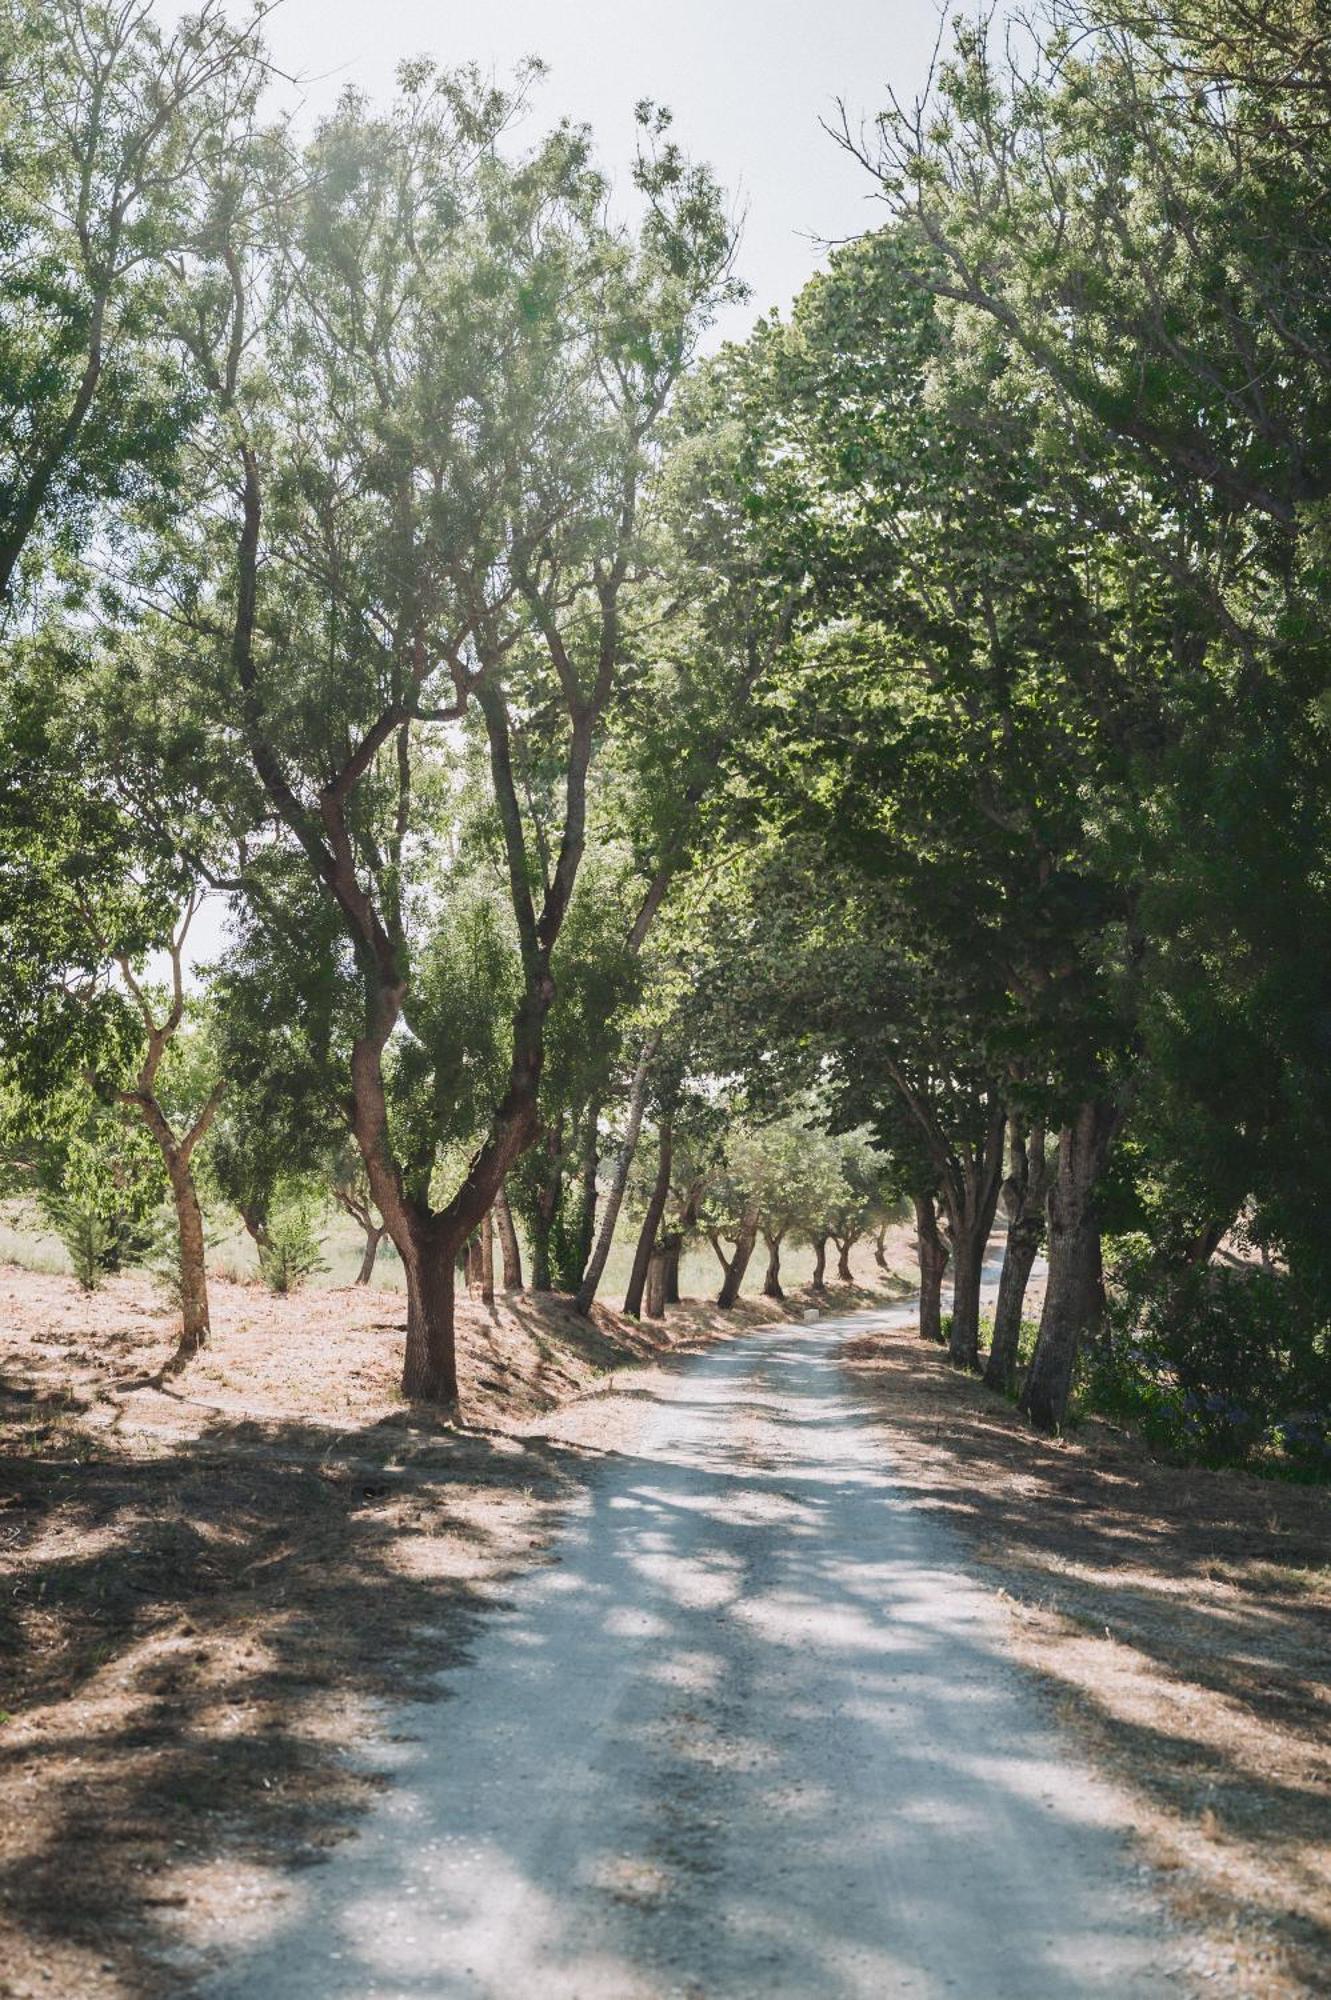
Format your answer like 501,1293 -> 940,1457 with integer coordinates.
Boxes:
844,1322 -> 1331,2000
0,1251 -> 907,1999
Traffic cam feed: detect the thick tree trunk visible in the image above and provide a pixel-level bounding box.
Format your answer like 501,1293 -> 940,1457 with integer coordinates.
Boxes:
1020,1099 -> 1122,1432
761,1229 -> 784,1300
940,1106 -> 1008,1370
662,1232 -> 683,1305
168,1157 -> 211,1365
576,1038 -> 657,1316
530,1213 -> 553,1291
715,1203 -> 760,1309
914,1193 -> 948,1343
984,1119 -> 1048,1393
494,1182 -> 523,1290
356,1223 -> 385,1286
625,1115 -> 672,1319
811,1235 -> 828,1291
835,1233 -> 855,1282
402,1239 -> 459,1405
645,1245 -> 668,1318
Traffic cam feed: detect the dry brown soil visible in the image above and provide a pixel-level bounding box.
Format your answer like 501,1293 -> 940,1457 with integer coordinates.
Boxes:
0,1258 -> 904,1999
844,1322 -> 1331,2000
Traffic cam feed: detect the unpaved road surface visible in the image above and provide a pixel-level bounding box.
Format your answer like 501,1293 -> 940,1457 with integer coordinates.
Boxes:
203,1304 -> 1189,1999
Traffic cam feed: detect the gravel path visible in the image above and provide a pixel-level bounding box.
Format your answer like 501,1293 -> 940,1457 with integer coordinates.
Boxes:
204,1299 -> 1188,1998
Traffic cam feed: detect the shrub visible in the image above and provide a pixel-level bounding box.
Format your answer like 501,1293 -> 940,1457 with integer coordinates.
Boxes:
257,1199 -> 327,1295
1084,1241 -> 1331,1474
42,1195 -> 118,1292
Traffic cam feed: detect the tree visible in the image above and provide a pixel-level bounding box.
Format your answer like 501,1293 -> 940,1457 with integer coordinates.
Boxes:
140,72 -> 738,1404
0,0 -> 266,609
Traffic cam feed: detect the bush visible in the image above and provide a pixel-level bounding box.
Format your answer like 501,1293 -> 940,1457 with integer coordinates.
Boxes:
257,1199 -> 327,1295
1084,1242 -> 1331,1474
42,1195 -> 118,1292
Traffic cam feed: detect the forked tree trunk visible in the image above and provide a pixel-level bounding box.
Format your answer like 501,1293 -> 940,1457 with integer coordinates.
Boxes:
1020,1099 -> 1123,1432
985,1119 -> 1047,1394
761,1229 -> 784,1300
494,1183 -> 523,1290
914,1193 -> 948,1343
834,1233 -> 855,1282
873,1223 -> 889,1270
811,1235 -> 829,1291
941,1107 -> 1008,1370
645,1245 -> 667,1318
714,1203 -> 760,1309
356,1222 -> 385,1286
625,1115 -> 673,1319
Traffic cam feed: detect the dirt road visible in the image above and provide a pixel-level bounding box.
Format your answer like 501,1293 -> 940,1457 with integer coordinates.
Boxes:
202,1300 -> 1188,1999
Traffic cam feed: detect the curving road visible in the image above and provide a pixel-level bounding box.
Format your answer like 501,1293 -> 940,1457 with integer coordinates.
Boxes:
205,1297 -> 1187,1999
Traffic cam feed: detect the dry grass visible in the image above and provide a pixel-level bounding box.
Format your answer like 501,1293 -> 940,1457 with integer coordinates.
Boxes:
844,1321 -> 1331,2000
0,1253 -> 907,1998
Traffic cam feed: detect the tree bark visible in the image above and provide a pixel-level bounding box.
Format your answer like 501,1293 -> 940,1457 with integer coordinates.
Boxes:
494,1182 -> 523,1289
167,1155 -> 211,1365
356,1222 -> 385,1286
835,1233 -> 856,1282
1020,1099 -> 1123,1431
873,1223 -> 889,1271
984,1119 -> 1047,1393
761,1229 -> 784,1300
662,1232 -> 683,1304
402,1237 -> 459,1405
940,1105 -> 1008,1370
479,1206 -> 495,1306
572,1103 -> 601,1284
624,1114 -> 672,1319
914,1192 -> 948,1343
715,1202 -> 760,1309
645,1244 -> 668,1318
576,1037 -> 658,1316
811,1235 -> 828,1291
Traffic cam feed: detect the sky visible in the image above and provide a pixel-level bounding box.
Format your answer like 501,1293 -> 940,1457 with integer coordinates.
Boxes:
235,0 -> 947,335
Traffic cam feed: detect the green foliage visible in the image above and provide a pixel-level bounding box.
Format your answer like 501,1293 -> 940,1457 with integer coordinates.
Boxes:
256,1193 -> 328,1297
1083,1245 -> 1331,1475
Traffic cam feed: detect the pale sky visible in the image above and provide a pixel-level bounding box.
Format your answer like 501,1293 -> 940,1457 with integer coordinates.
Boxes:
244,0 -> 948,335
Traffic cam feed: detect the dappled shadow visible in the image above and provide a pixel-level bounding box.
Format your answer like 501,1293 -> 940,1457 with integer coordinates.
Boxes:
194,1315 -> 1184,2000
842,1326 -> 1331,1993
0,1382 -> 591,1995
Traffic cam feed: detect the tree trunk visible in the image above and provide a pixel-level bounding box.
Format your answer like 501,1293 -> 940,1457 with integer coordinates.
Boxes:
625,1114 -> 672,1319
1020,1099 -> 1122,1432
167,1156 -> 211,1366
947,1220 -> 988,1371
494,1182 -> 523,1290
914,1193 -> 948,1343
761,1229 -> 784,1300
984,1119 -> 1047,1393
662,1232 -> 683,1304
479,1206 -> 495,1306
530,1211 -> 553,1291
715,1203 -> 760,1309
645,1244 -> 667,1318
873,1222 -> 889,1270
402,1238 -> 459,1406
576,1037 -> 657,1316
356,1222 -> 385,1286
835,1233 -> 855,1282
811,1235 -> 828,1291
